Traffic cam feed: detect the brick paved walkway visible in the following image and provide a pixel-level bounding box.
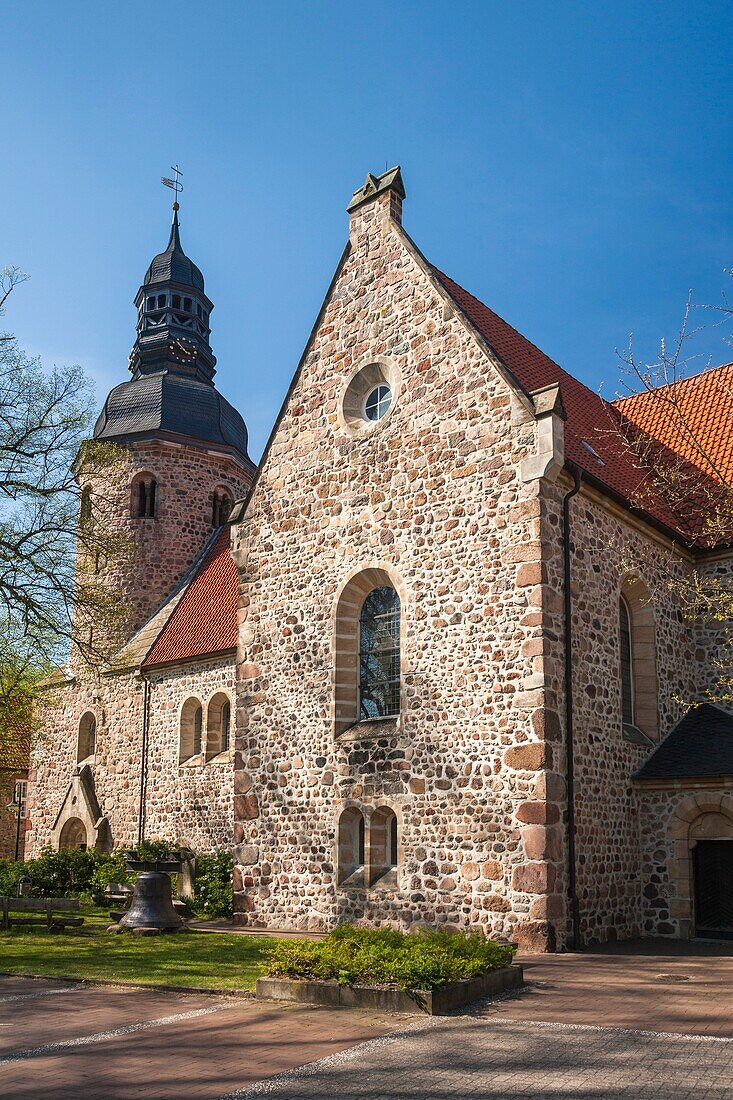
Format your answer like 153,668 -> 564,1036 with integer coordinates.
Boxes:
0,978 -> 395,1100
2,942 -> 732,1098
484,940 -> 733,1036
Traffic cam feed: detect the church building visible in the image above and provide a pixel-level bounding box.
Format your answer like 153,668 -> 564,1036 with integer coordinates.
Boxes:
28,168 -> 733,951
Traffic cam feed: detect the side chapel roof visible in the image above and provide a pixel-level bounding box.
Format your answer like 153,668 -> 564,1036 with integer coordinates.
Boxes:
635,704 -> 733,780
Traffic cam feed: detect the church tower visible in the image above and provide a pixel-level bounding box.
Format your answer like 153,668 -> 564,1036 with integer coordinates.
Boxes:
77,201 -> 255,648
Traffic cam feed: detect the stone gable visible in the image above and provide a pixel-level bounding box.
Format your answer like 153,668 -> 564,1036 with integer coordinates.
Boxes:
232,183 -> 567,947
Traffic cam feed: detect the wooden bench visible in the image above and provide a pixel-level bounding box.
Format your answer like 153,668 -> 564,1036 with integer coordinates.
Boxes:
103,881 -> 132,906
0,896 -> 84,932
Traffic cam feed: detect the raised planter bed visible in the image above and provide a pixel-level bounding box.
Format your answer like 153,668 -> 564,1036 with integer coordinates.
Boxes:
256,963 -> 523,1015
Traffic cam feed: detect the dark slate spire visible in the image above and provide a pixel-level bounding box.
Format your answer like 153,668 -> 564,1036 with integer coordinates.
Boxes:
92,205 -> 253,468
129,206 -> 215,384
143,208 -> 205,291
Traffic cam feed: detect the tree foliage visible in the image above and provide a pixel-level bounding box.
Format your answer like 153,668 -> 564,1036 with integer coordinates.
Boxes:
612,268 -> 733,704
0,267 -> 128,742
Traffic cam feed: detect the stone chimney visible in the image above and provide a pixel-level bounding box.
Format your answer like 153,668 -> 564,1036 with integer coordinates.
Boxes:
347,166 -> 405,241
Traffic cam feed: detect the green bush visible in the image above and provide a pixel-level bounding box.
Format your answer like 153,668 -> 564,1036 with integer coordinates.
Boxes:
192,851 -> 233,919
0,843 -> 231,918
265,924 -> 516,991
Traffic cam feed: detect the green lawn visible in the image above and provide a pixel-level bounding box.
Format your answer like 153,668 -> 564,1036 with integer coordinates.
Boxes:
0,908 -> 275,992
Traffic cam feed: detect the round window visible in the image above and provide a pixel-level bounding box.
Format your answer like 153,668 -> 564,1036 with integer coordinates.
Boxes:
363,384 -> 392,422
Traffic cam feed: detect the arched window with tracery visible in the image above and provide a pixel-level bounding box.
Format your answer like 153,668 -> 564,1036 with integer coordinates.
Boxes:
333,569 -> 403,734
211,488 -> 233,527
359,586 -> 400,719
77,712 -> 96,763
180,698 -> 203,763
131,473 -> 158,519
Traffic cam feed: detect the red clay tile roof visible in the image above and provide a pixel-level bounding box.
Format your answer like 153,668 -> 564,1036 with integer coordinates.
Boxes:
431,268 -> 698,538
143,527 -> 237,667
0,724 -> 31,771
616,362 -> 733,484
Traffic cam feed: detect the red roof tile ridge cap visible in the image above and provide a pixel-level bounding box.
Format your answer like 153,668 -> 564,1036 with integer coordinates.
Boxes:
615,360 -> 733,408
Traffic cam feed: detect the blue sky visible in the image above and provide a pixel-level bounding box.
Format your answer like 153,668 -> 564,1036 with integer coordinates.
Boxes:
4,1 -> 731,459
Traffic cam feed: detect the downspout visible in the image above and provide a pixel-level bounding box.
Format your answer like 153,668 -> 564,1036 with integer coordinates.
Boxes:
563,465 -> 582,951
137,674 -> 150,846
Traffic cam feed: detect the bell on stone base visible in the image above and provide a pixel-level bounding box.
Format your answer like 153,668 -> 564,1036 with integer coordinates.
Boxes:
119,862 -> 184,932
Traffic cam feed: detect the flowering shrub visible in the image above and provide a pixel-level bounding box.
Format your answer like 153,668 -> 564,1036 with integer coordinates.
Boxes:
265,924 -> 515,991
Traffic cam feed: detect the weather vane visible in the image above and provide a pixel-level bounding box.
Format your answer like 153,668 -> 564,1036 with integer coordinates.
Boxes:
161,164 -> 184,210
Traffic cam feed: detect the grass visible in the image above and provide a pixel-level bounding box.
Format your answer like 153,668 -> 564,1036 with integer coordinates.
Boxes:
0,907 -> 274,992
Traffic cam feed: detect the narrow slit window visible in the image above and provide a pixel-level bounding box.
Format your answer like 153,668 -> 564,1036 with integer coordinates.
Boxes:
620,596 -> 634,725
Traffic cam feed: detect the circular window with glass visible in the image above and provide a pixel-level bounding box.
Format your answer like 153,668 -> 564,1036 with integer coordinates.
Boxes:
342,363 -> 399,433
363,383 -> 392,422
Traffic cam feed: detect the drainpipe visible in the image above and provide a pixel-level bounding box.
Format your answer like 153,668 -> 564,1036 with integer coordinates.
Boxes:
137,675 -> 150,846
563,465 -> 582,950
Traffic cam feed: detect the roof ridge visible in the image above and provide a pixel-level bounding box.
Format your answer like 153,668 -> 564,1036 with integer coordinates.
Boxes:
431,266 -> 615,409
615,359 -> 733,407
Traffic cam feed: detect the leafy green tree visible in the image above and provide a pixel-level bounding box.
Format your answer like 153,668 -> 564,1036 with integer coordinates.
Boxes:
0,268 -> 127,746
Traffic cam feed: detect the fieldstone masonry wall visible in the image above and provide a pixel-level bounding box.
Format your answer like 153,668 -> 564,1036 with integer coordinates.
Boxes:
29,657 -> 234,854
540,480 -> 699,944
637,786 -> 733,938
233,185 -> 567,949
76,439 -> 249,652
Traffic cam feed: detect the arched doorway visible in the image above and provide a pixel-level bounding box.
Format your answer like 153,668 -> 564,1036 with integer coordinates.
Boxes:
59,818 -> 88,850
668,796 -> 733,939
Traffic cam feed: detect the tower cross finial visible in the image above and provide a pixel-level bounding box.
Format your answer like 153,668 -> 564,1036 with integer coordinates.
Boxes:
161,164 -> 184,211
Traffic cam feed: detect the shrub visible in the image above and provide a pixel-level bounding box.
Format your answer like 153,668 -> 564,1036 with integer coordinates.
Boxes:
0,841 -> 203,904
265,924 -> 516,991
192,851 -> 233,919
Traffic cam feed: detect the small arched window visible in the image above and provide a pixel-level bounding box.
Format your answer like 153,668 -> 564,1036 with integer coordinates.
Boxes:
619,596 -> 634,726
338,807 -> 366,884
206,693 -> 231,759
77,712 -> 96,763
80,486 -> 92,523
359,586 -> 400,719
370,807 -> 398,884
132,474 -> 157,519
211,488 -> 233,527
180,698 -> 203,763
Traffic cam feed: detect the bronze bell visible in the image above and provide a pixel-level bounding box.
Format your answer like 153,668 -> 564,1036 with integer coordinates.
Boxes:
119,859 -> 184,932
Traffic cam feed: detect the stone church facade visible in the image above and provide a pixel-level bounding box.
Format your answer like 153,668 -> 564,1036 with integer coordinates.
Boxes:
28,169 -> 733,951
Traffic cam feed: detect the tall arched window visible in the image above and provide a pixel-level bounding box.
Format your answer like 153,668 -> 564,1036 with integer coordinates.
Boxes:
618,579 -> 659,739
338,807 -> 366,884
132,474 -> 158,519
359,586 -> 400,719
211,488 -> 233,526
206,693 -> 231,759
80,486 -> 92,523
77,712 -> 96,763
180,698 -> 203,763
620,596 -> 634,726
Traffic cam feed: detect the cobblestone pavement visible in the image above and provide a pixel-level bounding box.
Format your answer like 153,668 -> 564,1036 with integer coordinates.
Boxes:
228,1017 -> 733,1099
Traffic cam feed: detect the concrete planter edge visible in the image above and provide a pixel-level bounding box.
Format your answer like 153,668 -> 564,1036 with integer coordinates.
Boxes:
256,963 -> 524,1015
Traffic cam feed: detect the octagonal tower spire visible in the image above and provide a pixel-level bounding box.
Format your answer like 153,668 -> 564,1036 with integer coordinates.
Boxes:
130,204 -> 216,384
